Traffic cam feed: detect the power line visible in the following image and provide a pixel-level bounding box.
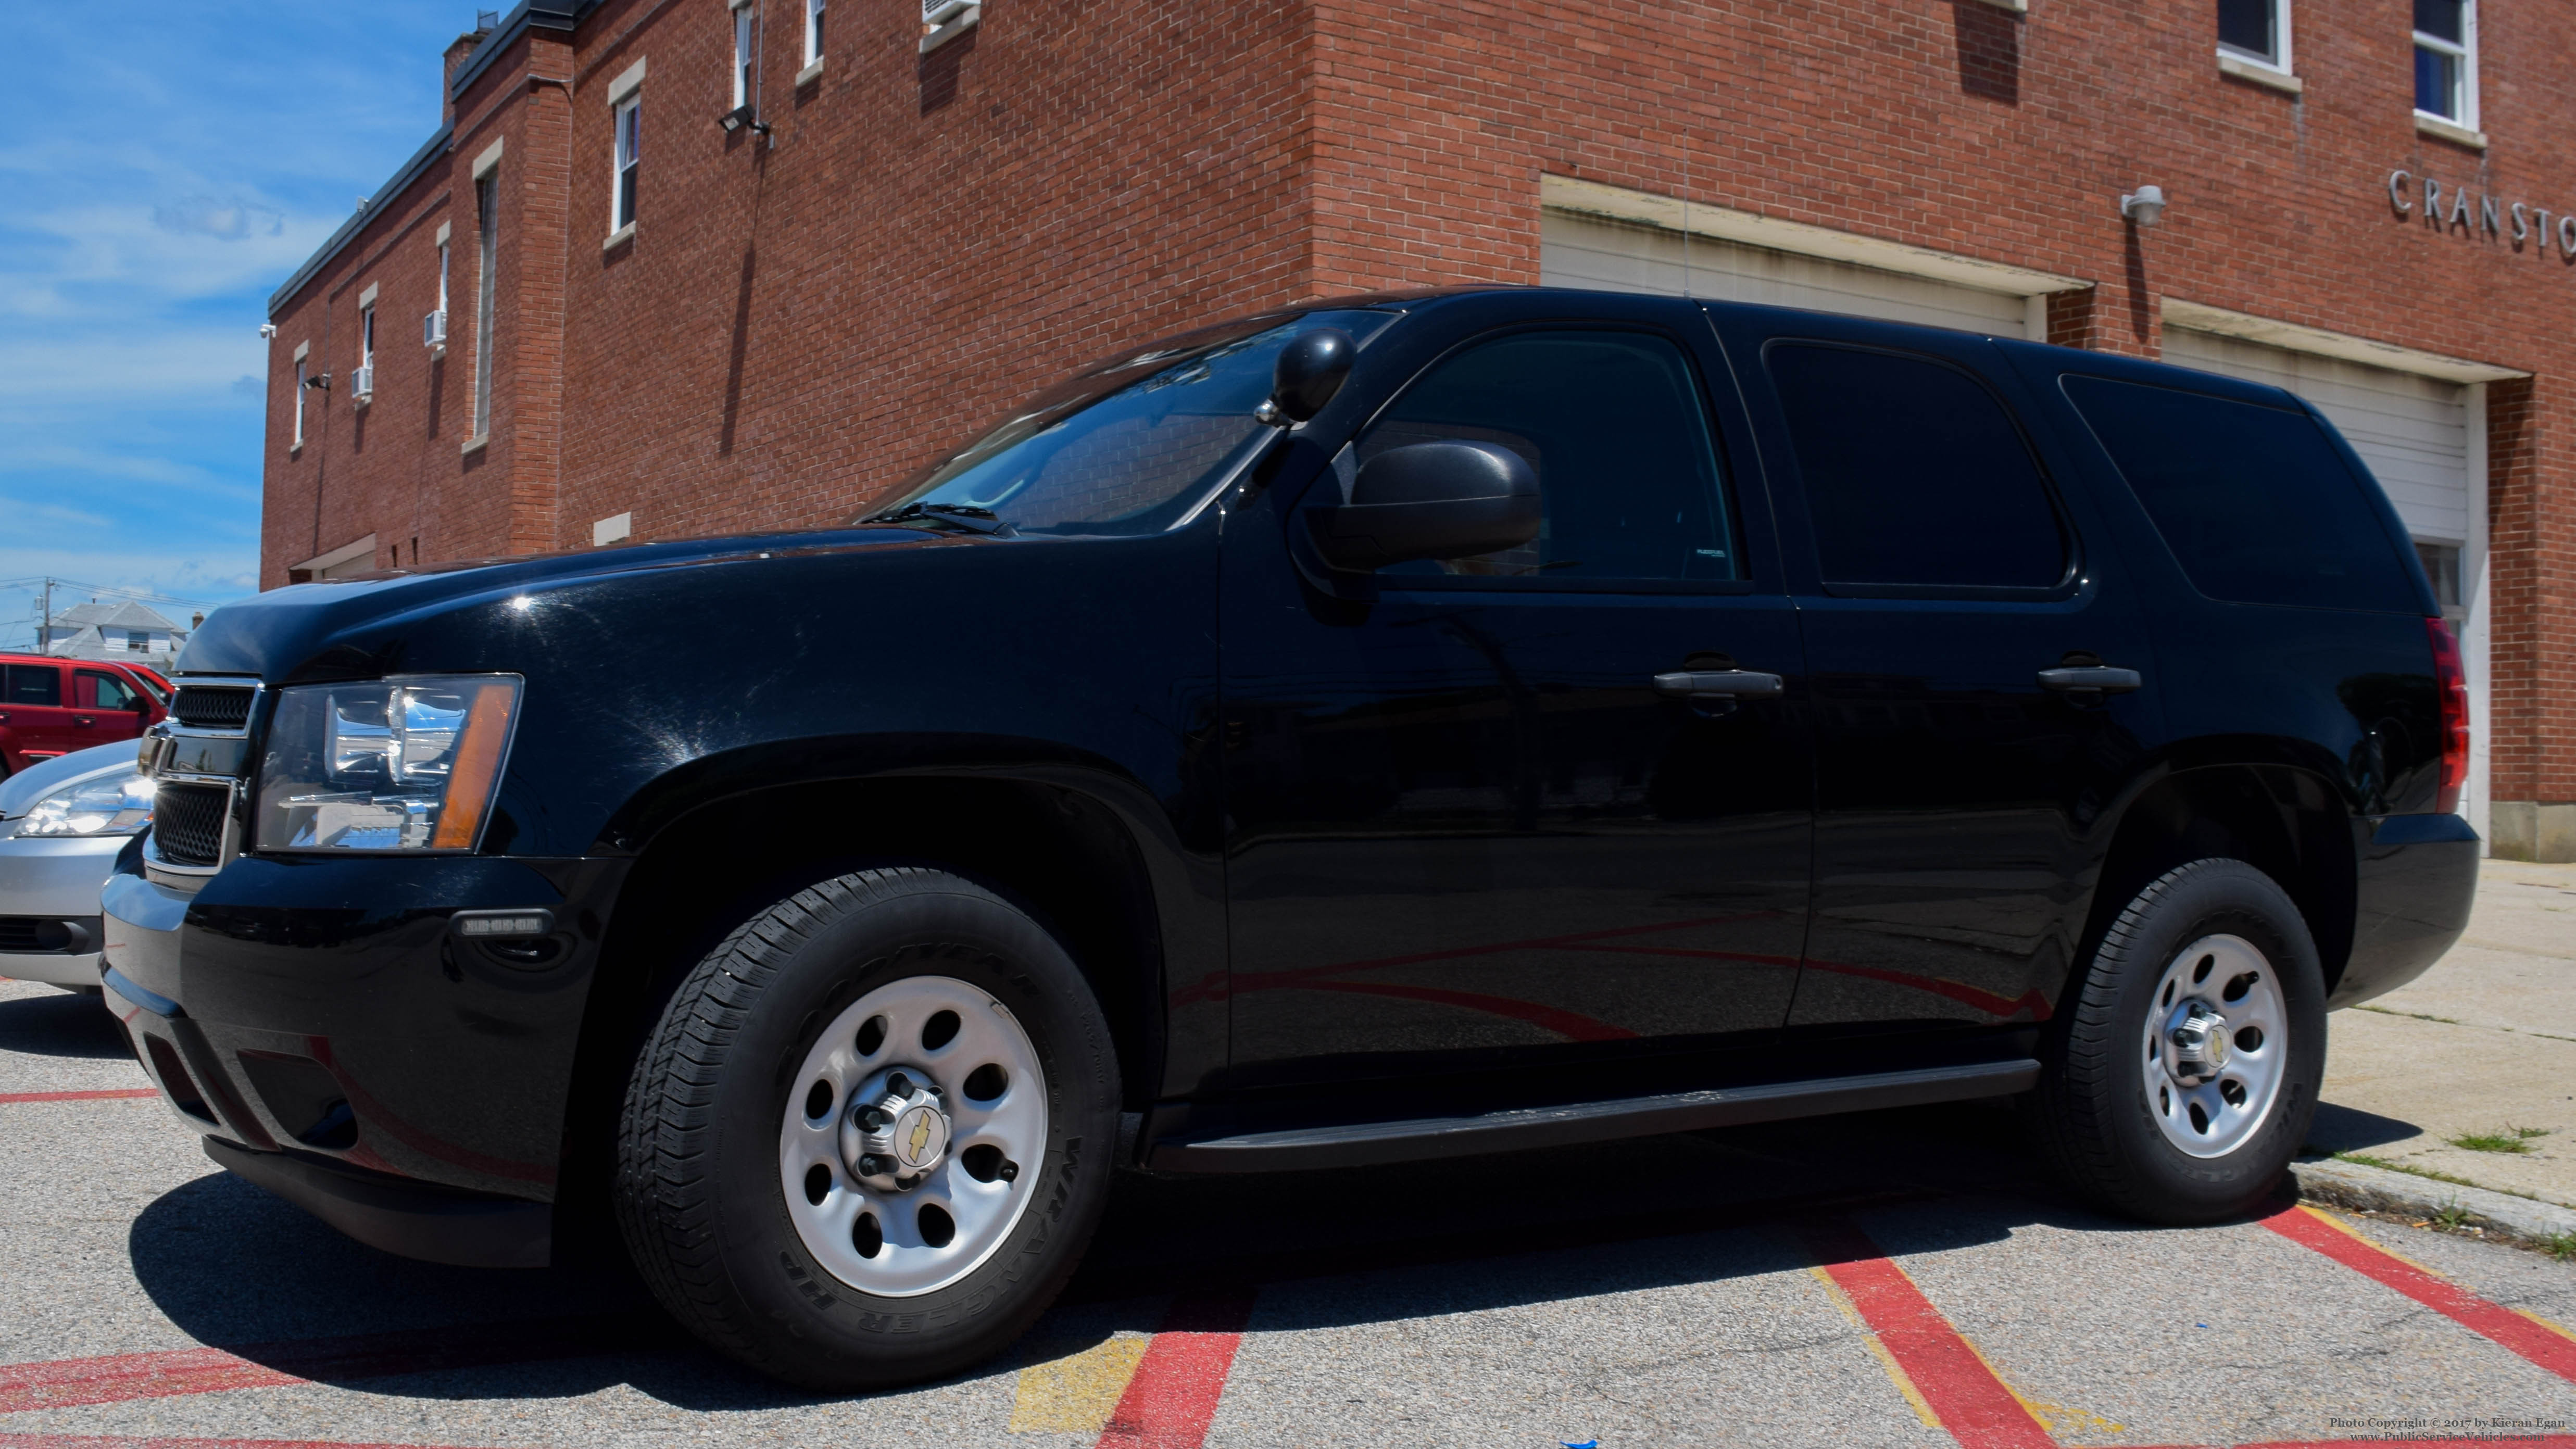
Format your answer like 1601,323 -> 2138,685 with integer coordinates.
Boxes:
0,576 -> 222,609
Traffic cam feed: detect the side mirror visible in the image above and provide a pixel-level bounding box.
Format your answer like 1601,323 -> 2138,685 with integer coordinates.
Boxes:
1309,440 -> 1540,572
1259,327 -> 1356,425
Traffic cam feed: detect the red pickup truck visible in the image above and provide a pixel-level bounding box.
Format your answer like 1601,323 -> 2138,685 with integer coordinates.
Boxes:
0,653 -> 170,777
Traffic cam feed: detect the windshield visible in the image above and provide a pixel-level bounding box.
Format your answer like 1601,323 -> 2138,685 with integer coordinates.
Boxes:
873,308 -> 1397,537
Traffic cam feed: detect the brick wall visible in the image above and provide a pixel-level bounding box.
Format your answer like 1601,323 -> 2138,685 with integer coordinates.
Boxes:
262,0 -> 2575,809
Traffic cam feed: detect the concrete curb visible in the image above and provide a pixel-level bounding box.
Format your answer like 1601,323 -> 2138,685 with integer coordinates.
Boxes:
2293,1156 -> 2576,1249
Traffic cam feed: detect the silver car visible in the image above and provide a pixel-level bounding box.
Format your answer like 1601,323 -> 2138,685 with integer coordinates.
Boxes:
0,740 -> 154,990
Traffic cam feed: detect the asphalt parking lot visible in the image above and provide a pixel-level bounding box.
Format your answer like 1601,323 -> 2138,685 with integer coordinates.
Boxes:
2,977 -> 2572,1449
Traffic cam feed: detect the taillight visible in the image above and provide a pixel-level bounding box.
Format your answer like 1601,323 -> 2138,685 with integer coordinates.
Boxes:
2427,616 -> 2469,815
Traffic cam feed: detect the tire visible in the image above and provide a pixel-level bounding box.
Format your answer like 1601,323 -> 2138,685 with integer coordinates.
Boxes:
2029,858 -> 2326,1224
614,867 -> 1120,1389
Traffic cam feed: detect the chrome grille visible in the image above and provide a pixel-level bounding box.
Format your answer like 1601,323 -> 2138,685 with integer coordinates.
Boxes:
172,686 -> 255,730
153,783 -> 232,866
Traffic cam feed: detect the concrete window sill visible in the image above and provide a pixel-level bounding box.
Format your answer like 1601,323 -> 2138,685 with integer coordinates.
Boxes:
921,6 -> 980,53
2217,53 -> 2302,94
795,57 -> 824,86
603,222 -> 637,253
2415,112 -> 2487,149
462,435 -> 489,457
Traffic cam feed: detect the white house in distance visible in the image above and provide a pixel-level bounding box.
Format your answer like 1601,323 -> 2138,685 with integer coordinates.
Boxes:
38,601 -> 194,663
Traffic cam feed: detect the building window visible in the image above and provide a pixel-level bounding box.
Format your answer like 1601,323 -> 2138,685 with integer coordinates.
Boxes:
357,303 -> 375,400
474,173 -> 497,438
2414,0 -> 2476,125
436,237 -> 450,345
2217,0 -> 2286,68
735,5 -> 756,106
612,95 -> 642,232
805,0 -> 825,65
294,357 -> 308,447
2417,540 -> 2465,616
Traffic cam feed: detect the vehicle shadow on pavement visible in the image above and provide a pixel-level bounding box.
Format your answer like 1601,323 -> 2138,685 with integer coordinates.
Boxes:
121,1100 -> 2143,1411
2302,1100 -> 2426,1155
0,988 -> 132,1059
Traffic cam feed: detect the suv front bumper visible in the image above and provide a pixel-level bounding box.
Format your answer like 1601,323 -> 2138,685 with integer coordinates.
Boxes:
99,851 -> 625,1267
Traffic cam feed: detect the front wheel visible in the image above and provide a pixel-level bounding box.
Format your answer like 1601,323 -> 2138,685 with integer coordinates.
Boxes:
614,868 -> 1119,1389
2029,858 -> 2327,1224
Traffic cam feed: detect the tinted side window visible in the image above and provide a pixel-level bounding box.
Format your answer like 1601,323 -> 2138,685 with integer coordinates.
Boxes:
5,665 -> 62,707
1766,344 -> 2067,589
2063,376 -> 2418,611
1356,330 -> 1739,582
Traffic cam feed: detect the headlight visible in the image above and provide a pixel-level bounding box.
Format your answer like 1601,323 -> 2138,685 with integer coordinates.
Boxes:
19,773 -> 155,837
254,675 -> 521,852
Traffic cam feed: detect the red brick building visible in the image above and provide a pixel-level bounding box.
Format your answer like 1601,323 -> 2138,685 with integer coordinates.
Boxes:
260,0 -> 2575,859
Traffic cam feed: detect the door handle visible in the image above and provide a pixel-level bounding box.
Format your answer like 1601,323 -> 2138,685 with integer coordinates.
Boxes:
2037,666 -> 2142,694
1653,670 -> 1786,699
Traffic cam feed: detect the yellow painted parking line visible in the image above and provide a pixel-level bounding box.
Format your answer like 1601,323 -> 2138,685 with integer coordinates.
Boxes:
1009,1332 -> 1151,1434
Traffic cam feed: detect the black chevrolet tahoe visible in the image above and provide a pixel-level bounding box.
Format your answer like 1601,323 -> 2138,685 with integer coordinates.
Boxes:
101,286 -> 2479,1388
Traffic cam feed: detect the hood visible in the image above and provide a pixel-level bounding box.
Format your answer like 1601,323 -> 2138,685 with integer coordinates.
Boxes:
0,740 -> 144,820
174,526 -> 962,682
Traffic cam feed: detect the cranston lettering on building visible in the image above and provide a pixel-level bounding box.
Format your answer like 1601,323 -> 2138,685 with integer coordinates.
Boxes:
2389,168 -> 2576,255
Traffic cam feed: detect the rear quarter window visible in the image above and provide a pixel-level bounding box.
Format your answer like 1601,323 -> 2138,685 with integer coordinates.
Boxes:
2063,374 -> 2418,612
5,664 -> 62,707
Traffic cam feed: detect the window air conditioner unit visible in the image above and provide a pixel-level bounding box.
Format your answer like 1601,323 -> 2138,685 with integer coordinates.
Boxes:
924,0 -> 973,23
350,364 -> 375,404
423,309 -> 447,348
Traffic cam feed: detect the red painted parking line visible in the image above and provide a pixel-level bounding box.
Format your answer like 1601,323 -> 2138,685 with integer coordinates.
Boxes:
0,1314 -> 655,1415
0,1435 -> 507,1449
0,1089 -> 157,1104
2265,1203 -> 2576,1385
1798,1220 -> 2057,1449
1094,1289 -> 1257,1449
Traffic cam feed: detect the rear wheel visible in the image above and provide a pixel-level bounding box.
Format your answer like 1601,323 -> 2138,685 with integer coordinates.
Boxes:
2030,858 -> 2326,1223
615,867 -> 1118,1389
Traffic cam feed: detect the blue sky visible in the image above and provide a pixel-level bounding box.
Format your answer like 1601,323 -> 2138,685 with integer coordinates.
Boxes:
0,5 -> 474,650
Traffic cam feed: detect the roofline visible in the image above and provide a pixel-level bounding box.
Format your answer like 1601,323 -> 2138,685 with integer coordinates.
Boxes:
267,122 -> 455,317
445,0 -> 589,106
265,0 -> 596,320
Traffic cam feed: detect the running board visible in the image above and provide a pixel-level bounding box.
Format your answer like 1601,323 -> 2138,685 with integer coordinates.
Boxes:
1144,1059 -> 2041,1173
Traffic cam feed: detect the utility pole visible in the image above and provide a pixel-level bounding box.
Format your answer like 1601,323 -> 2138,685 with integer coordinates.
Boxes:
36,577 -> 51,654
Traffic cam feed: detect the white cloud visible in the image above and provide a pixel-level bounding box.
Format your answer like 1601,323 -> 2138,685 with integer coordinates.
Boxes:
0,329 -> 269,407
153,196 -> 288,242
0,444 -> 254,497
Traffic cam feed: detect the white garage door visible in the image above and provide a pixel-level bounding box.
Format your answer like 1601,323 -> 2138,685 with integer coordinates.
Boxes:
2159,327 -> 2470,549
1541,211 -> 2032,338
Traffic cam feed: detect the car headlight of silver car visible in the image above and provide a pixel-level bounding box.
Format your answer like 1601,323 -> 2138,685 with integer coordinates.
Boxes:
254,676 -> 522,852
19,772 -> 156,837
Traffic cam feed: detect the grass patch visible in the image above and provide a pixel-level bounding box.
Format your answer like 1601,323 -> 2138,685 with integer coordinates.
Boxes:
2334,1152 -> 2484,1189
2355,1004 -> 2463,1025
2546,1232 -> 2576,1264
2448,1126 -> 2552,1154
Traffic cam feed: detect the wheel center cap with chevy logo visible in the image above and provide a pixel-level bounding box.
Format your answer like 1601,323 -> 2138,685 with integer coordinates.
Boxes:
842,1069 -> 952,1192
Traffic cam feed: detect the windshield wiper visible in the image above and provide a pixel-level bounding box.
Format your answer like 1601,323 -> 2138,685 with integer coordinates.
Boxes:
858,502 -> 1019,537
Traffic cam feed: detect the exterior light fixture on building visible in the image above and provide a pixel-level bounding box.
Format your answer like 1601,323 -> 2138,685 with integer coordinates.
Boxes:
718,104 -> 770,138
2120,185 -> 2168,225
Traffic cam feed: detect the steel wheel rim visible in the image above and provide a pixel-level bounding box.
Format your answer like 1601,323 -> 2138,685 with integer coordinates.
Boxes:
777,974 -> 1047,1297
2139,933 -> 2287,1160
